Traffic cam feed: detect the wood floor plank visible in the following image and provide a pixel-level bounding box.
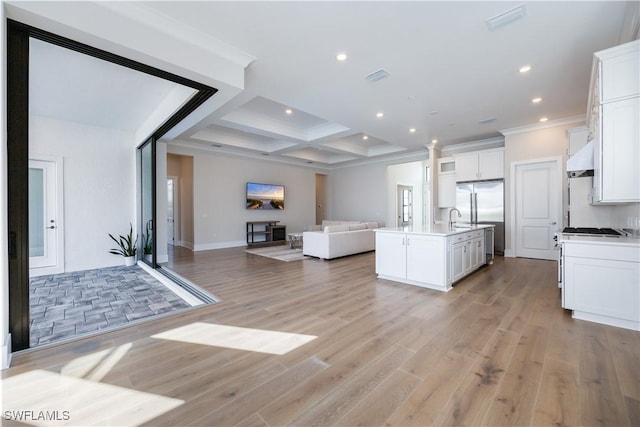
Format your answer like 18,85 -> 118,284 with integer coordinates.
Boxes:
531,358 -> 580,427
258,319 -> 414,427
579,322 -> 630,427
385,351 -> 475,426
336,369 -> 420,426
288,345 -> 413,427
606,326 -> 640,400
482,323 -> 549,426
433,328 -> 520,426
187,356 -> 328,427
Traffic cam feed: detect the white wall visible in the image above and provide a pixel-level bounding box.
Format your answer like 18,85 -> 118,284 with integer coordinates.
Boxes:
167,145 -> 320,249
1,1 -> 11,369
387,161 -> 425,228
503,123 -> 571,255
329,162 -> 388,224
30,115 -> 137,271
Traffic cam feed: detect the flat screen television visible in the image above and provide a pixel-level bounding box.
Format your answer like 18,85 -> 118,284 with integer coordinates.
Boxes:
246,182 -> 285,210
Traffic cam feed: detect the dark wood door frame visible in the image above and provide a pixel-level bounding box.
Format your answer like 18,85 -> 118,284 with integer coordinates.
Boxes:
6,19 -> 217,351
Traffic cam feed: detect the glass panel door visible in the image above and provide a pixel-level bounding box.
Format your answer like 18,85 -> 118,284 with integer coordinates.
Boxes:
140,139 -> 155,265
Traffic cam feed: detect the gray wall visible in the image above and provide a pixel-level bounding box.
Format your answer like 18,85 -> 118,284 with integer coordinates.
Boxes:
167,145 -> 321,249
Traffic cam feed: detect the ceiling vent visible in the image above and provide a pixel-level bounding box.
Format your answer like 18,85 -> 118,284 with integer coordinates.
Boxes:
486,4 -> 527,31
365,69 -> 390,82
478,117 -> 497,124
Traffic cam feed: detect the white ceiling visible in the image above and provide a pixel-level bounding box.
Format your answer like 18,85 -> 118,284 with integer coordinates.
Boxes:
29,38 -> 197,139
28,1 -> 632,167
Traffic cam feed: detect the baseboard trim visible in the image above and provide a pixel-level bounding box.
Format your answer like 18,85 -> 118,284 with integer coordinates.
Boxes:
1,333 -> 12,370
504,249 -> 515,258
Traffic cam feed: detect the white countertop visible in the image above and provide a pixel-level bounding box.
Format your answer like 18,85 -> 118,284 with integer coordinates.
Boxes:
375,223 -> 494,237
559,234 -> 640,247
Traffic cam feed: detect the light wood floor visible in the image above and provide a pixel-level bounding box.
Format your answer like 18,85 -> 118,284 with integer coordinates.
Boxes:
4,247 -> 639,426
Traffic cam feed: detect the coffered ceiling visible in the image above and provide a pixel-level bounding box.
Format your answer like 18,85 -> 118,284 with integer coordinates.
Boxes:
23,1 -> 635,168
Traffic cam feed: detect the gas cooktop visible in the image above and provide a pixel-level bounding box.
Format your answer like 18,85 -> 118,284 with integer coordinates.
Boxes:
562,227 -> 623,236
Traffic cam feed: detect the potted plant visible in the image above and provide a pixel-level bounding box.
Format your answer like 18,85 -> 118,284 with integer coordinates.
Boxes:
108,223 -> 138,266
142,220 -> 153,262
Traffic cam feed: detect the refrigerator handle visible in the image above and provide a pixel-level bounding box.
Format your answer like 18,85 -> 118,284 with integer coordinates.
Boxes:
473,193 -> 478,224
469,193 -> 474,224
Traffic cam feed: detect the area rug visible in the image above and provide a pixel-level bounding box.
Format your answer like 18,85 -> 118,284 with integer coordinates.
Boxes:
245,245 -> 309,262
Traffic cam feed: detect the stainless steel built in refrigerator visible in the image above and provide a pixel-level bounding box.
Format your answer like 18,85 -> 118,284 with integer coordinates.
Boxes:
456,180 -> 505,254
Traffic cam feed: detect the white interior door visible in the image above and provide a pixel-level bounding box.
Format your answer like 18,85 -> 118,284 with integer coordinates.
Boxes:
515,160 -> 560,260
167,177 -> 176,245
29,158 -> 64,275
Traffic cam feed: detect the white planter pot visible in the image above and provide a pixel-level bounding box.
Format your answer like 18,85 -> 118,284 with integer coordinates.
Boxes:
124,256 -> 136,267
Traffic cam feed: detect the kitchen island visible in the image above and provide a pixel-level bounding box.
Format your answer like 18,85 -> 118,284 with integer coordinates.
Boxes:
375,224 -> 494,292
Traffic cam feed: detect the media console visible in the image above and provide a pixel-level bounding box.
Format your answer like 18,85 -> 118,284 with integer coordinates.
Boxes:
246,221 -> 287,246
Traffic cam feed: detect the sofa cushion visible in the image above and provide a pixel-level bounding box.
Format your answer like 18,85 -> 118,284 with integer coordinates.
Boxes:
364,221 -> 379,229
324,224 -> 350,233
348,223 -> 367,231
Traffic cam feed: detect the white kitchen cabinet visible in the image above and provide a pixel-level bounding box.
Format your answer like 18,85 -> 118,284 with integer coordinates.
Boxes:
448,230 -> 484,283
454,148 -> 504,182
450,241 -> 465,283
406,234 -> 447,285
375,232 -> 407,278
588,40 -> 640,204
376,231 -> 448,291
437,157 -> 456,208
562,239 -> 640,331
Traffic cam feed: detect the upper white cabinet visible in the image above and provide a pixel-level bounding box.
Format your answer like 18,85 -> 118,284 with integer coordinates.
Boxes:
454,148 -> 504,182
588,40 -> 640,204
437,157 -> 456,208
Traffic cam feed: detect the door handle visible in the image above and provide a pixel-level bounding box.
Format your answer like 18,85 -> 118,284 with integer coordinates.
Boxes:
46,226 -> 56,229
549,221 -> 557,225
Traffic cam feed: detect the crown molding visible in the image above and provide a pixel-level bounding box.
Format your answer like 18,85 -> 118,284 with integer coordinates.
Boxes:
440,136 -> 504,155
500,115 -> 586,136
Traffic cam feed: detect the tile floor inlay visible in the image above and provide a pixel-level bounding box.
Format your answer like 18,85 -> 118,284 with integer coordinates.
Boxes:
29,265 -> 192,346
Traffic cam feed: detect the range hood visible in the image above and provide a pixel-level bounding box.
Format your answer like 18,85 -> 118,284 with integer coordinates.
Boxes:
567,140 -> 595,178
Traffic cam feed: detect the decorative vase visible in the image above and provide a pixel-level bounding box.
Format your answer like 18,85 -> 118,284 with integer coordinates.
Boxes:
124,256 -> 136,267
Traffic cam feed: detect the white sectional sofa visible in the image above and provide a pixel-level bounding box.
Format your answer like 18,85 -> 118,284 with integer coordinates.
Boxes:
302,220 -> 380,260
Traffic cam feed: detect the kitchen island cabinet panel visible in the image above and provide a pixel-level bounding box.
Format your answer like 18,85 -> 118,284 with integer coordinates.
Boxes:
375,232 -> 407,279
406,234 -> 447,286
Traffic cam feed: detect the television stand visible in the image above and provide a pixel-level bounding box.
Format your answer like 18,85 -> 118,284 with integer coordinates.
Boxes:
246,221 -> 287,246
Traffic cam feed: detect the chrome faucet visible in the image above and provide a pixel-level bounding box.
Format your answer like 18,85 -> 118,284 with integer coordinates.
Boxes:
449,208 -> 461,229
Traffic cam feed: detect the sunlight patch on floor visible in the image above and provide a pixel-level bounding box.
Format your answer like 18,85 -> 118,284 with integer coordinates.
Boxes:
60,343 -> 132,381
1,370 -> 183,426
151,322 -> 317,355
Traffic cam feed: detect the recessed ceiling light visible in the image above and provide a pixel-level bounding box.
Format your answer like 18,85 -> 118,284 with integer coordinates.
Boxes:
362,135 -> 369,140
285,109 -> 293,115
519,65 -> 532,73
431,139 -> 438,144
539,117 -> 549,122
532,97 -> 542,103
376,112 -> 384,118
409,128 -> 416,133
336,53 -> 347,61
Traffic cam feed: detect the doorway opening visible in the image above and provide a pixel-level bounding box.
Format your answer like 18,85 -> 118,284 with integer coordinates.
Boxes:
7,20 -> 217,351
397,185 -> 414,227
